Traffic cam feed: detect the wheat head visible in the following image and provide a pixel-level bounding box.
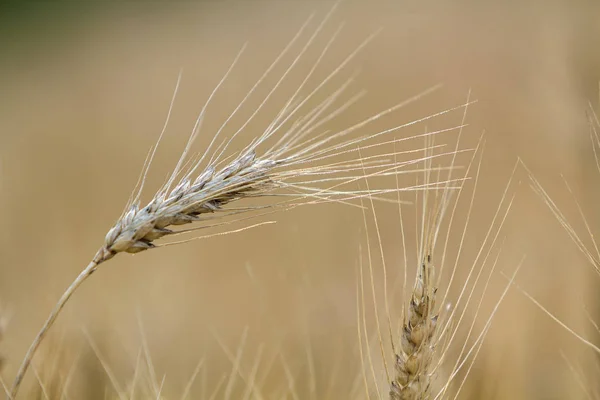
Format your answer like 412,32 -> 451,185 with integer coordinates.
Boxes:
8,7 -> 469,399
354,132 -> 521,399
390,254 -> 437,400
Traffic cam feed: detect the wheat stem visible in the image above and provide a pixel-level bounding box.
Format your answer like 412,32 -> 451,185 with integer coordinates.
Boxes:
9,248 -> 111,399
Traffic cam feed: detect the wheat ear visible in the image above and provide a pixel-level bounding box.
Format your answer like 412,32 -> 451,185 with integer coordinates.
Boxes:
8,11 -> 469,398
390,256 -> 437,400
389,211 -> 439,399
383,126 -> 520,399
382,130 -> 444,400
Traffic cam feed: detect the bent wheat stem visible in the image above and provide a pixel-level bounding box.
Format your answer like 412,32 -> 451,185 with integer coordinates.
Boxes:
9,248 -> 111,398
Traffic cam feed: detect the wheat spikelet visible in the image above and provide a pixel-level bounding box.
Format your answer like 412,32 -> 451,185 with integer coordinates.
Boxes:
7,6 -> 471,398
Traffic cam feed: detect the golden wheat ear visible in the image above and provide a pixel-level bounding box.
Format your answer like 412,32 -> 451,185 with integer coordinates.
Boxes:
388,140 -> 450,400
9,7 -> 470,398
388,161 -> 521,400
354,119 -> 522,399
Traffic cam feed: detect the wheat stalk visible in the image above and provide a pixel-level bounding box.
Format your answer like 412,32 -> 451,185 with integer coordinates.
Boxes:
7,8 -> 470,398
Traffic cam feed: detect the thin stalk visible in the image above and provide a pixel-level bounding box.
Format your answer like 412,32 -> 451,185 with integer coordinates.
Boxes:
9,248 -> 111,399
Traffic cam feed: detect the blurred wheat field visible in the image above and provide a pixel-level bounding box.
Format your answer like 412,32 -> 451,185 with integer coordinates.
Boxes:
1,1 -> 600,399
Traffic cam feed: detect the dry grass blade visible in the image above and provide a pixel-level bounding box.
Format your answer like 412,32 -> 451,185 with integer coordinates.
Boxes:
9,8 -> 470,398
521,103 -> 600,396
0,305 -> 8,396
0,308 -> 6,374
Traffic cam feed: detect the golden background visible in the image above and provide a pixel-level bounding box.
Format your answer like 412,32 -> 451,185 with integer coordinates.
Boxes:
1,1 -> 599,398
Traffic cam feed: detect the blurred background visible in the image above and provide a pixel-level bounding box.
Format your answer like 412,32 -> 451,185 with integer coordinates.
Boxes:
1,0 -> 600,398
